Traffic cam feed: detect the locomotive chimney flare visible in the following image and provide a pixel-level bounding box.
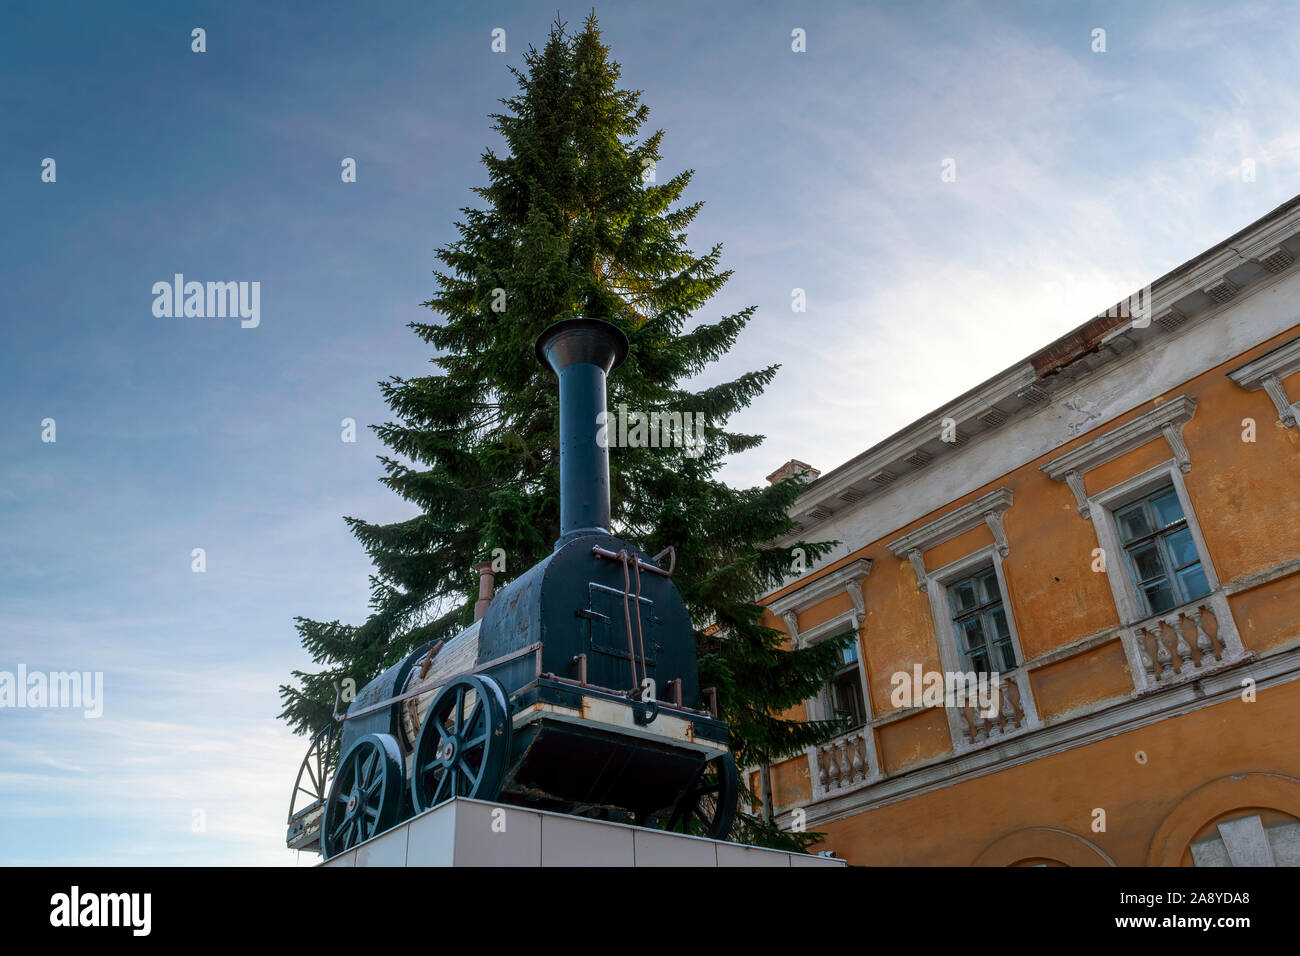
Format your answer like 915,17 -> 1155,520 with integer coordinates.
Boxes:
535,317 -> 629,546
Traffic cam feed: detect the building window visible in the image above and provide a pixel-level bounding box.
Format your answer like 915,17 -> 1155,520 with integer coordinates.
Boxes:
946,565 -> 1017,673
1077,461 -> 1246,691
1114,484 -> 1211,617
828,638 -> 867,727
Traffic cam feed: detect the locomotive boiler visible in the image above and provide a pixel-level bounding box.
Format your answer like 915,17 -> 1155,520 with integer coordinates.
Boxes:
286,318 -> 738,860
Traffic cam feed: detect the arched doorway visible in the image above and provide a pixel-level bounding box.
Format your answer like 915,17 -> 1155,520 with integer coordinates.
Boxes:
1147,773 -> 1300,866
972,827 -> 1115,866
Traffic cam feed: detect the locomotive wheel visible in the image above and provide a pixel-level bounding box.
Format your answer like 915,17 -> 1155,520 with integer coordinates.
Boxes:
658,752 -> 739,840
411,674 -> 511,813
321,732 -> 404,861
288,721 -> 338,823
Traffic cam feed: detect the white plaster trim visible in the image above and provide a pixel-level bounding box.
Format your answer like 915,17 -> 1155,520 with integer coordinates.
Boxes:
776,290 -> 1300,588
1227,335 -> 1300,427
796,609 -> 858,648
773,304 -> 1300,593
788,366 -> 1036,523
1217,815 -> 1276,867
1222,555 -> 1300,595
769,558 -> 873,636
886,487 -> 1014,591
1041,396 -> 1197,517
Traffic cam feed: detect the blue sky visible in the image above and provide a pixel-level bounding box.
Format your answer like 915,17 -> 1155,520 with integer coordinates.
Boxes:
2,0 -> 1298,864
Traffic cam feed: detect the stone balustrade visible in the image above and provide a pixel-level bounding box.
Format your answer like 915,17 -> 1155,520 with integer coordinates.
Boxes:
814,726 -> 876,796
955,670 -> 1029,746
1128,594 -> 1244,689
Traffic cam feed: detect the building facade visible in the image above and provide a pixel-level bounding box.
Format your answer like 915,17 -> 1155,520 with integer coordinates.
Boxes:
756,197 -> 1300,866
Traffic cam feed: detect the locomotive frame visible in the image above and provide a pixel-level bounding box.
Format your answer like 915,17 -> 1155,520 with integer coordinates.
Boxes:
287,318 -> 739,861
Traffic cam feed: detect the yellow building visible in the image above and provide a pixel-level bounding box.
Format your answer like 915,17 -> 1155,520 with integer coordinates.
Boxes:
757,197 -> 1300,867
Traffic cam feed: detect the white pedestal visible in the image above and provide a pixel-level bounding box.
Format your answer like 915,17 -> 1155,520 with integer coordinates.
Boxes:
320,797 -> 845,868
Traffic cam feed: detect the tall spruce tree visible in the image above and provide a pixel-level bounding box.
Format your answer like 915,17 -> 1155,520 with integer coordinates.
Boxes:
280,13 -> 850,850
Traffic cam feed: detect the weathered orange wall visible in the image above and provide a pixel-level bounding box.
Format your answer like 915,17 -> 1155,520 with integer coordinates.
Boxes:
861,567 -> 943,716
999,476 -> 1120,660
770,753 -> 813,807
925,523 -> 993,575
797,591 -> 853,632
875,709 -> 952,774
1031,639 -> 1132,722
1231,572 -> 1300,656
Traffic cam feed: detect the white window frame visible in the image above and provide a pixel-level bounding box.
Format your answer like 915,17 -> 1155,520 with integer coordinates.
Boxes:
770,558 -> 873,721
1083,460 -> 1246,690
768,558 -> 878,798
1040,393 -> 1247,691
808,627 -> 869,726
794,617 -> 879,799
922,544 -> 1040,751
1086,461 -> 1216,624
885,487 -> 1038,751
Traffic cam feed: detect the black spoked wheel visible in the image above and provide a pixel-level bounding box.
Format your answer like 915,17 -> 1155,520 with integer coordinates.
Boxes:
321,732 -> 404,861
288,722 -> 338,824
656,753 -> 739,840
286,722 -> 339,851
411,674 -> 511,813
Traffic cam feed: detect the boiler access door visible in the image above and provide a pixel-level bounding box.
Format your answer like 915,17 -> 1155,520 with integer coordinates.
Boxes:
583,582 -> 661,694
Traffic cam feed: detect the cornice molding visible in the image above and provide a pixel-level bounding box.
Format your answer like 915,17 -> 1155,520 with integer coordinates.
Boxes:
784,365 -> 1038,526
768,557 -> 873,642
1040,396 -> 1197,518
885,487 -> 1014,591
779,201 -> 1300,539
1227,336 -> 1300,428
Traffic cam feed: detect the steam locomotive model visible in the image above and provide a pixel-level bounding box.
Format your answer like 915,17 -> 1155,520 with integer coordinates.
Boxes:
286,318 -> 738,860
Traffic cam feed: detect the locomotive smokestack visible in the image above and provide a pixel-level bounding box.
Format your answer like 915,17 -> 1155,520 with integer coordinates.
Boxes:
536,317 -> 629,546
473,561 -> 495,621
